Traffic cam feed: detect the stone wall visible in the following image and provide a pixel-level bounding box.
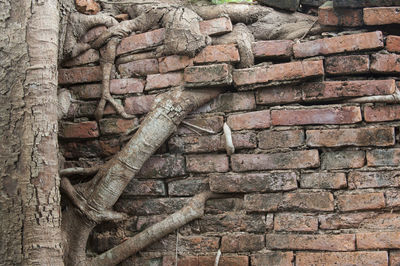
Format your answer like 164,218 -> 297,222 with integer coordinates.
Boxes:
59,2 -> 400,265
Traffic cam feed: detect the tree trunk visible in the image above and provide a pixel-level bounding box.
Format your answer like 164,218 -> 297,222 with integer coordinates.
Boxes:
0,0 -> 63,265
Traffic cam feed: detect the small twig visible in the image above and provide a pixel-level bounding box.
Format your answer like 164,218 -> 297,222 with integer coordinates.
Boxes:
214,249 -> 221,266
60,166 -> 100,177
299,18 -> 318,41
182,121 -> 217,134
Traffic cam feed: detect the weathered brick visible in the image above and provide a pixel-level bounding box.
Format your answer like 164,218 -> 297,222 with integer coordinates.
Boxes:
186,154 -> 229,173
371,53 -> 400,73
221,233 -> 264,252
348,171 -> 400,189
201,92 -> 256,113
137,154 -> 186,179
115,197 -> 189,215
337,192 -> 385,211
158,55 -> 192,73
325,55 -> 369,75
124,94 -> 156,115
319,212 -> 376,230
145,72 -> 183,91
296,251 -> 388,266
144,234 -> 176,252
367,148 -> 400,166
274,213 -> 318,232
61,139 -> 120,159
99,139 -> 121,156
386,35 -> 400,53
252,40 -> 293,58
70,84 -> 102,99
245,192 -> 334,212
118,58 -> 159,77
391,251 -> 400,266
386,190 -> 400,207
266,233 -> 355,251
117,28 -> 165,55
233,60 -> 324,87
300,172 -> 347,189
227,110 -> 270,130
357,232 -> 400,249
199,17 -> 232,36
194,44 -> 240,64
258,0 -> 299,11
178,236 -> 220,253
361,213 -> 400,230
81,25 -> 106,43
271,106 -> 362,126
199,213 -> 270,233
110,78 -> 145,94
293,31 -> 383,58
321,150 -> 365,170
302,80 -> 395,101
364,105 -> 400,122
184,63 -> 232,87
123,180 -> 166,196
59,66 -> 102,84
60,121 -> 99,139
99,118 -> 137,135
168,178 -> 209,196
318,1 -> 363,27
258,130 -> 304,150
62,49 -> 100,67
232,150 -> 319,172
257,85 -> 302,105
176,255 -> 248,266
306,127 -> 395,147
364,7 -> 400,25
209,172 -> 298,193
177,115 -> 224,135
334,0 -> 400,7
251,252 -> 293,266
205,198 -> 244,214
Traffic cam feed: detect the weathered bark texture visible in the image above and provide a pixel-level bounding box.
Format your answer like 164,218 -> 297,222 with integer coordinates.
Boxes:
0,0 -> 63,265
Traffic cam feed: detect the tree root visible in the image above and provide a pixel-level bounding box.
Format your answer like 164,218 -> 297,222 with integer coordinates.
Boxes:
60,166 -> 100,177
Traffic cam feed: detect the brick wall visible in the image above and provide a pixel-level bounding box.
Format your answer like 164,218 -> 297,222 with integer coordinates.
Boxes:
59,2 -> 400,265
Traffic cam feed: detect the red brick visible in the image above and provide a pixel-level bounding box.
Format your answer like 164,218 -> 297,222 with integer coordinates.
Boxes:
205,198 -> 245,214
178,236 -> 220,253
318,2 -> 363,26
177,255 -> 248,266
364,105 -> 400,122
300,172 -> 347,189
334,0 -> 400,7
387,35 -> 400,52
199,17 -> 232,36
371,53 -> 400,73
258,130 -> 304,150
62,49 -> 100,67
186,154 -> 229,173
117,28 -> 165,55
391,251 -> 400,266
325,55 -> 369,75
169,132 -> 256,153
210,172 -> 298,193
194,44 -> 240,64
232,150 -> 319,172
158,55 -> 192,73
99,118 -> 137,135
296,251 -> 387,266
233,60 -> 324,87
357,232 -> 400,249
303,80 -> 395,100
59,66 -> 102,85
252,40 -> 293,58
60,121 -> 99,138
271,105 -> 362,126
319,212 -> 376,230
118,58 -> 159,77
60,139 -> 114,159
168,178 -> 209,196
293,31 -> 383,58
321,150 -> 365,170
360,213 -> 400,230
227,110 -> 270,130
367,148 -> 400,166
306,127 -> 395,147
386,190 -> 400,207
266,234 -> 355,251
244,192 -> 334,212
274,213 -> 318,232
348,171 -> 400,189
80,25 -> 106,43
199,213 -> 270,233
99,139 -> 120,156
364,7 -> 400,25
110,78 -> 145,94
145,72 -> 183,91
204,92 -> 256,113
137,154 -> 186,179
123,180 -> 166,196
337,192 -> 385,212
177,115 -> 224,135
221,233 -> 264,252
256,85 -> 302,105
251,252 -> 293,266
124,94 -> 156,115
184,63 -> 232,87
